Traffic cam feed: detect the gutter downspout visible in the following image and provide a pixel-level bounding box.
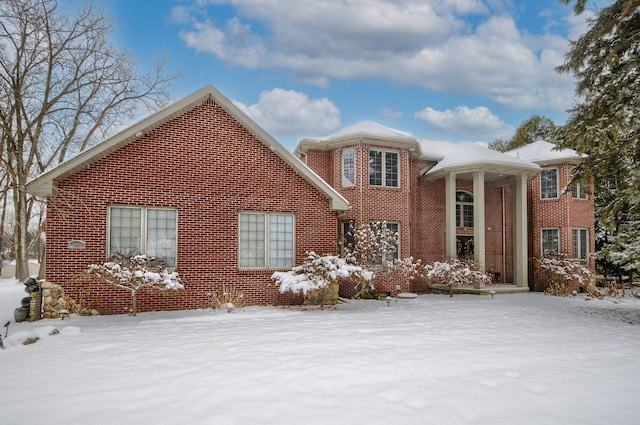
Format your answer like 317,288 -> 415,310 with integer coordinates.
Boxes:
502,187 -> 506,283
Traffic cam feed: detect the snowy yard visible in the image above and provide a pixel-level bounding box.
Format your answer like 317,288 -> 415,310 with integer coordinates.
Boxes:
1,278 -> 639,425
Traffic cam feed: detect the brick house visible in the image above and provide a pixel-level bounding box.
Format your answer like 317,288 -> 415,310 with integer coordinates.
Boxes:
295,121 -> 594,295
27,85 -> 349,314
28,86 -> 594,314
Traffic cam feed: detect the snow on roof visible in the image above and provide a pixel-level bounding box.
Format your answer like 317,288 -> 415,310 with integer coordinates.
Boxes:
322,120 -> 416,141
505,140 -> 581,164
420,140 -> 541,179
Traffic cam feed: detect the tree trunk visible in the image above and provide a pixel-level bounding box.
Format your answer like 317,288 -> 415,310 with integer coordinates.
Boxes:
13,184 -> 30,281
131,291 -> 137,316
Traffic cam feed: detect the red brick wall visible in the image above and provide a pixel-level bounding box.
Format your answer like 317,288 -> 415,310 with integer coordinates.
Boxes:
45,99 -> 339,313
528,163 -> 595,289
305,143 -> 526,289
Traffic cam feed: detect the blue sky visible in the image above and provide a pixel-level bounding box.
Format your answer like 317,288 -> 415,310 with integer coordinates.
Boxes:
96,0 -> 600,151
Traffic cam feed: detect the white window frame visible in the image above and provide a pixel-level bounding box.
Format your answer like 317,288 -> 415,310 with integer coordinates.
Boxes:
342,148 -> 356,187
572,182 -> 588,199
107,206 -> 178,267
238,212 -> 295,270
540,168 -> 559,199
573,228 -> 589,260
541,228 -> 560,256
369,149 -> 399,188
455,191 -> 474,228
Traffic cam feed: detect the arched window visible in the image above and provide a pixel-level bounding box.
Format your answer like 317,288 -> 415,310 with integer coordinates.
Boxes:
456,191 -> 473,228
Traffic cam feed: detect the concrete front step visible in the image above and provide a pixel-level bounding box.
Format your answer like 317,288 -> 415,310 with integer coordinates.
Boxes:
429,284 -> 529,295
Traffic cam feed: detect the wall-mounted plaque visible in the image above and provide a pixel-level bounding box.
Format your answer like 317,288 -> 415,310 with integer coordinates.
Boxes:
68,240 -> 86,250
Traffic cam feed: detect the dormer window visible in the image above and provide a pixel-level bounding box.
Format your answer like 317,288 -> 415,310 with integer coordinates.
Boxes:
369,149 -> 398,187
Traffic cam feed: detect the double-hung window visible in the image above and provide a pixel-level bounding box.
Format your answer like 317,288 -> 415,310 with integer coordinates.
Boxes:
369,150 -> 398,187
541,228 -> 560,256
572,182 -> 588,199
342,148 -> 356,187
540,168 -> 558,199
239,212 -> 294,269
573,229 -> 588,260
108,206 -> 178,267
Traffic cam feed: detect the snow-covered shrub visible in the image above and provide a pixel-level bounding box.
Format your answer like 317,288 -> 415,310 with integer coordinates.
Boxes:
272,252 -> 373,305
532,253 -> 593,296
424,258 -> 493,297
343,221 -> 398,269
343,221 -> 407,297
209,285 -> 245,312
373,256 -> 427,295
86,254 -> 184,316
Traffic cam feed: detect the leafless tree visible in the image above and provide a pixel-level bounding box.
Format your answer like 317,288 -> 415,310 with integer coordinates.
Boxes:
0,0 -> 176,280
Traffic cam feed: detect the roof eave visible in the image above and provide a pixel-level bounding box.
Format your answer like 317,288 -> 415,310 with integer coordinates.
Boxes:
27,85 -> 351,212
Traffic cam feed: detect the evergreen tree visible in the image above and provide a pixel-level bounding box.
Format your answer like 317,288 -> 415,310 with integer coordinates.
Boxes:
556,0 -> 640,276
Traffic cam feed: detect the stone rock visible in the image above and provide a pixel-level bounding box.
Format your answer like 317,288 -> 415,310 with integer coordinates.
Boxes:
42,312 -> 53,319
40,281 -> 53,289
23,337 -> 39,345
50,289 -> 59,299
304,282 -> 339,306
90,309 -> 100,316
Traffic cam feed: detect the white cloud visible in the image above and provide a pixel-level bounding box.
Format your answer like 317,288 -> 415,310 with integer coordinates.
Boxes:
380,107 -> 403,119
175,0 -> 586,112
234,88 -> 341,137
414,105 -> 514,139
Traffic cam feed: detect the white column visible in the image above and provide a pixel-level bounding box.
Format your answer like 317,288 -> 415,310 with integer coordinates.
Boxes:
473,172 -> 486,281
513,175 -> 528,288
445,172 -> 457,259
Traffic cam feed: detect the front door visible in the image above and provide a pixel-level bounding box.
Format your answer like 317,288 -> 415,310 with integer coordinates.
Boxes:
457,236 -> 474,261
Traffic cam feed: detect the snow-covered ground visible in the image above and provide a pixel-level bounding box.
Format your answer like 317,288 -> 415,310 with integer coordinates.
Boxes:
1,278 -> 639,425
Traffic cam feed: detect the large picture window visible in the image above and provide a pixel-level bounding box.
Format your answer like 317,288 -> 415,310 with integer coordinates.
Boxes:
369,150 -> 398,187
342,148 -> 356,187
108,206 -> 177,267
573,228 -> 588,260
541,228 -> 560,256
540,168 -> 558,199
239,212 -> 294,269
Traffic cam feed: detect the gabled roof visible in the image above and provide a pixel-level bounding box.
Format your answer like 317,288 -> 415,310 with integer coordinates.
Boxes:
26,85 -> 349,211
295,120 -> 442,161
505,140 -> 582,165
420,140 -> 541,182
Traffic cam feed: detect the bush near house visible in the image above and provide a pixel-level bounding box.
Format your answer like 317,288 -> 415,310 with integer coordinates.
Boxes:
272,251 -> 373,306
424,258 -> 494,297
86,254 -> 185,316
530,253 -> 593,296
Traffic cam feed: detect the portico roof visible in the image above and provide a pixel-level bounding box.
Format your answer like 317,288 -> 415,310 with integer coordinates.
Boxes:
419,140 -> 541,183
